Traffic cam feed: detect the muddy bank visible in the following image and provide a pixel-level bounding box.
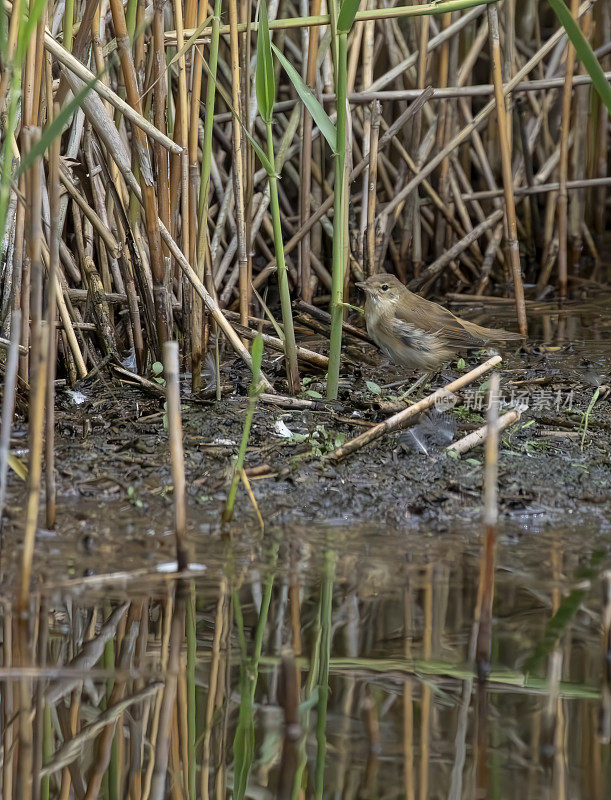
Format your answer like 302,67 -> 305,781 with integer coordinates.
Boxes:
3,311 -> 609,573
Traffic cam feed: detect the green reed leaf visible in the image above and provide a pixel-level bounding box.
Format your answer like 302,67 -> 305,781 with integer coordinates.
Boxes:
255,0 -> 275,124
548,0 -> 611,113
272,43 -> 337,153
200,56 -> 275,175
337,0 -> 362,34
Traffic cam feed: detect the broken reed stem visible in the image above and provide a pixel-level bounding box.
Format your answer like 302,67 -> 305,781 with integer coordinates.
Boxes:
163,341 -> 189,571
231,321 -> 328,368
483,373 -> 500,529
327,355 -> 502,462
446,405 -> 524,455
475,373 -> 500,680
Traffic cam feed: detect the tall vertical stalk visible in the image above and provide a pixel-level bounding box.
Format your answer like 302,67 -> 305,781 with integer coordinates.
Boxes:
327,29 -> 347,400
108,0 -> 169,351
196,0 -> 222,391
63,0 -> 74,52
298,0 -> 322,304
556,0 -> 579,300
197,0 -> 222,266
228,0 -> 249,330
256,0 -> 300,392
188,0 -> 209,387
486,3 -> 528,335
265,126 -> 300,392
44,124 -> 59,530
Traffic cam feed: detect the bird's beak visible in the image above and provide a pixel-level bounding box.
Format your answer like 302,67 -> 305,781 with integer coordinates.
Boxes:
355,281 -> 368,291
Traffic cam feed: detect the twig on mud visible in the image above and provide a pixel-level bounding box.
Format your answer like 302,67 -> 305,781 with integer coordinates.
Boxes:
326,356 -> 502,462
446,404 -> 526,456
112,365 -> 166,396
258,393 -> 336,410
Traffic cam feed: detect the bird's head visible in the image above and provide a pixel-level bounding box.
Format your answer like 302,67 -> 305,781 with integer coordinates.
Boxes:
355,274 -> 405,308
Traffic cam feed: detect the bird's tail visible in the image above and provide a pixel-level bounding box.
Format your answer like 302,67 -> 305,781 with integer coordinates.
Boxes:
459,318 -> 525,343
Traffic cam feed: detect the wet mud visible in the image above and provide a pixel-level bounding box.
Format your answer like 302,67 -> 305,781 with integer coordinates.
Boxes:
2,301 -> 609,579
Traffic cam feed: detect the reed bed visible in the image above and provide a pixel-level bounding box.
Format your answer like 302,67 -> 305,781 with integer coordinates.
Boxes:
0,0 -> 609,402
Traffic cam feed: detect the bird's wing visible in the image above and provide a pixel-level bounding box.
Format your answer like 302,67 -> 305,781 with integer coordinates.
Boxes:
396,299 -> 521,348
387,316 -> 447,354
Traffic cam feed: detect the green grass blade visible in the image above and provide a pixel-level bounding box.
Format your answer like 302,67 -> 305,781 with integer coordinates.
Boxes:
337,0 -> 362,33
272,43 -> 337,153
256,0 -> 275,124
548,0 -> 611,113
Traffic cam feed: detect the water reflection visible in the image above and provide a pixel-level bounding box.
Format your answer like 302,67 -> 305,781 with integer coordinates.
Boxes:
1,519 -> 609,798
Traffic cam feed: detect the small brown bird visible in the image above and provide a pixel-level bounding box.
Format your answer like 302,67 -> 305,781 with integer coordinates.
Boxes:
356,273 -> 523,370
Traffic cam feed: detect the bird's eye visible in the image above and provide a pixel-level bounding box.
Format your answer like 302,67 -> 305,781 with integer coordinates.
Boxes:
381,284 -> 389,291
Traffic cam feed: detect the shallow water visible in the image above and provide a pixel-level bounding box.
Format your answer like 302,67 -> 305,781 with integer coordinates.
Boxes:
1,513 -> 610,799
